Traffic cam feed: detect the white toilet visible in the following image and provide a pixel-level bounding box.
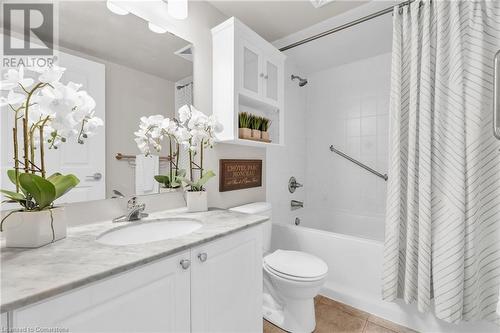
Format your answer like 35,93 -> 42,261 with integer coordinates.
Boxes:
230,202 -> 328,333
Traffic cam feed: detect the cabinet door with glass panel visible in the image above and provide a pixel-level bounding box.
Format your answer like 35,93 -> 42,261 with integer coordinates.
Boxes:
240,39 -> 263,99
263,55 -> 282,104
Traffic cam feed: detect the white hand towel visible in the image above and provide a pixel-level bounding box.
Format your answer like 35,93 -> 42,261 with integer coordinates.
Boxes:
135,154 -> 159,195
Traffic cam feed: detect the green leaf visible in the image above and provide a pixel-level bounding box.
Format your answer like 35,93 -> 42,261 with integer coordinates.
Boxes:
154,175 -> 171,187
180,170 -> 216,191
49,174 -> 80,200
0,189 -> 26,201
47,172 -> 62,182
19,173 -> 56,210
7,170 -> 18,186
7,170 -> 27,195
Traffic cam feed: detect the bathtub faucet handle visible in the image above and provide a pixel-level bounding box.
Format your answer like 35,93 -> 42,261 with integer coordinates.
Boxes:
288,177 -> 303,193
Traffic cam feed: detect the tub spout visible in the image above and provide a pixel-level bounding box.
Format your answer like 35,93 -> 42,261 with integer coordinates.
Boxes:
291,200 -> 304,210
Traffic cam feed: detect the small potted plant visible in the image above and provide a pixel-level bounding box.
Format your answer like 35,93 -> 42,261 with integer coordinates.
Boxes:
1,172 -> 79,248
178,105 -> 222,212
260,117 -> 272,142
250,115 -> 262,141
0,65 -> 102,248
181,170 -> 215,212
238,112 -> 252,139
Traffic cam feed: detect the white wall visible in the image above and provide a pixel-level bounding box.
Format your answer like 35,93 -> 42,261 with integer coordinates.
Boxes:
303,53 -> 391,241
266,59 -> 307,225
118,1 -> 266,209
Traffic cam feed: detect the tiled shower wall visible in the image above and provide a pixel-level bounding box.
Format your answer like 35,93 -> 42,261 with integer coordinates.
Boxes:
304,53 -> 392,239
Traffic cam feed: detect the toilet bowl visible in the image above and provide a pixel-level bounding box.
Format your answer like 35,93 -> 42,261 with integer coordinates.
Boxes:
263,250 -> 328,333
229,203 -> 328,333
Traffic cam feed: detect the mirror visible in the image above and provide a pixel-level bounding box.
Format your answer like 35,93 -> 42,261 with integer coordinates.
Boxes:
0,1 -> 193,208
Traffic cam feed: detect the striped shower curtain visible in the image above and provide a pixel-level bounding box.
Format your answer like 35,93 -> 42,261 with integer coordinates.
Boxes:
383,0 -> 500,324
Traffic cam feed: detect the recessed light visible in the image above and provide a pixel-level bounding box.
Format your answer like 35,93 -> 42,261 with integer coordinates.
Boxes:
106,1 -> 129,15
148,22 -> 168,34
167,0 -> 188,20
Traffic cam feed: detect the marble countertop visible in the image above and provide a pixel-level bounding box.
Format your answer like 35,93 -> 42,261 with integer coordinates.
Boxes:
0,208 -> 268,313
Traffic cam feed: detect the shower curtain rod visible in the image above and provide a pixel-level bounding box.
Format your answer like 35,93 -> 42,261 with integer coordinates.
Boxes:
279,0 -> 415,52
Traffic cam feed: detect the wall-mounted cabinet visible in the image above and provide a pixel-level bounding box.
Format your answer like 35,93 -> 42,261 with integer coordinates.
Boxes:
212,17 -> 286,147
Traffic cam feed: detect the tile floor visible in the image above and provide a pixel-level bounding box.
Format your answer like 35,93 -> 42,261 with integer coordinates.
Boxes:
263,295 -> 418,333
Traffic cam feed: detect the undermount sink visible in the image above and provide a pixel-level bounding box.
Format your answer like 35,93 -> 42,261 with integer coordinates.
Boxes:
96,218 -> 203,246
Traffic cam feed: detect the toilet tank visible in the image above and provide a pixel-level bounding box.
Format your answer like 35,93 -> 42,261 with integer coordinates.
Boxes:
229,202 -> 272,253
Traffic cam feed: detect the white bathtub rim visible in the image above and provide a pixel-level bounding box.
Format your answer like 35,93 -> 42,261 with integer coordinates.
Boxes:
273,222 -> 384,247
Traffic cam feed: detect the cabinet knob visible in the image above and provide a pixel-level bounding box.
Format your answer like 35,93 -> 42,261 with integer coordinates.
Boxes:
260,73 -> 264,78
264,75 -> 268,79
180,259 -> 191,269
198,252 -> 208,262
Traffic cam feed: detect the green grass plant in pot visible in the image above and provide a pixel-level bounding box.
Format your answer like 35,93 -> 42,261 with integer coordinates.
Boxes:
250,115 -> 262,140
238,112 -> 252,139
260,117 -> 272,141
0,65 -> 102,248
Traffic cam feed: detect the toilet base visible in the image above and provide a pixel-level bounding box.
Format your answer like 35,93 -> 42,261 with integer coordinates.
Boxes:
263,291 -> 316,333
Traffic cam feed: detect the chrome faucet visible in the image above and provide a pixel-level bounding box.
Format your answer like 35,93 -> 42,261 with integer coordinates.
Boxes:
291,200 -> 304,210
113,197 -> 149,223
288,177 -> 303,193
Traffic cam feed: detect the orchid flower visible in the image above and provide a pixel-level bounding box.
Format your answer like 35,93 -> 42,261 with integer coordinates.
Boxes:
0,90 -> 25,107
1,66 -> 34,90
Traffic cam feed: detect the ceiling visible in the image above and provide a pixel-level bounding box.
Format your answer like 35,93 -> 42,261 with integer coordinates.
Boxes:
284,9 -> 393,75
207,0 -> 369,42
55,1 -> 192,82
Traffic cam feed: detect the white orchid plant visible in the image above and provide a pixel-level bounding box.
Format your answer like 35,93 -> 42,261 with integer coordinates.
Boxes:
0,65 -> 103,216
134,105 -> 223,191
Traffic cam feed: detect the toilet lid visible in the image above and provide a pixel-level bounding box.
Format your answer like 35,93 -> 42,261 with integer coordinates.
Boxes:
264,250 -> 328,279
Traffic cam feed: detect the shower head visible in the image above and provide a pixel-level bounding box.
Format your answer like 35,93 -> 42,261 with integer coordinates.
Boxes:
291,74 -> 308,87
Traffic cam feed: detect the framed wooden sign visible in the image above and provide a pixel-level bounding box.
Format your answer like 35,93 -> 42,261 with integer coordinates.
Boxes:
219,159 -> 262,192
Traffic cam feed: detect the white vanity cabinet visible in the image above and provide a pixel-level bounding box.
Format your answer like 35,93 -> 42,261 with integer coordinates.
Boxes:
12,250 -> 192,332
212,17 -> 286,146
191,226 -> 262,332
8,226 -> 263,333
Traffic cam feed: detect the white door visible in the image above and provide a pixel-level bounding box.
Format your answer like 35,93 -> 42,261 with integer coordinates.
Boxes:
12,251 -> 191,332
191,227 -> 263,333
51,51 -> 106,203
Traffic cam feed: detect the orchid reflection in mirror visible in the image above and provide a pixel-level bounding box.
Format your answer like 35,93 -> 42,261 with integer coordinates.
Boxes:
155,169 -> 186,192
134,105 -> 223,211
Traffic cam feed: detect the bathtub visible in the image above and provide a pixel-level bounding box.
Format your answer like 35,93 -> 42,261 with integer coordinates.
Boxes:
270,222 -> 499,333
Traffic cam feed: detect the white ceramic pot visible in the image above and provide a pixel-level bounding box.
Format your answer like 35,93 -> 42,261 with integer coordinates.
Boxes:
186,191 -> 208,212
2,207 -> 67,248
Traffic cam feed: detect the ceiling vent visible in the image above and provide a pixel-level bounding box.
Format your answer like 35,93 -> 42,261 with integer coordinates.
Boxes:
310,0 -> 335,9
175,44 -> 193,62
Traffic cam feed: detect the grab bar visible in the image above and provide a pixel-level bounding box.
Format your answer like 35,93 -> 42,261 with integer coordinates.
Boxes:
494,50 -> 500,140
329,145 -> 388,181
